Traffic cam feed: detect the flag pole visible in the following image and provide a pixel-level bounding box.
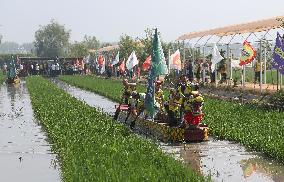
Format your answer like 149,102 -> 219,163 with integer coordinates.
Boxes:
202,46 -> 206,83
260,62 -> 263,93
230,49 -> 233,83
215,64 -> 217,88
192,46 -> 195,81
264,43 -> 267,84
260,39 -> 263,93
168,49 -> 171,74
277,70 -> 279,91
242,65 -> 245,88
280,73 -> 282,91
226,44 -> 230,85
183,41 -> 186,74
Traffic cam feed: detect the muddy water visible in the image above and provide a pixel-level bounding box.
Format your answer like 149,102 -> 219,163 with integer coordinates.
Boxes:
0,81 -> 61,182
52,79 -> 284,182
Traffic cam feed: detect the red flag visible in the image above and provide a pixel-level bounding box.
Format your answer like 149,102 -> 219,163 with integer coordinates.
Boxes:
119,61 -> 125,72
142,55 -> 151,71
98,55 -> 104,66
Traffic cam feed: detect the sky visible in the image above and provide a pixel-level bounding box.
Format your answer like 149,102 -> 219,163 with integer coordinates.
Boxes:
1,0 -> 284,44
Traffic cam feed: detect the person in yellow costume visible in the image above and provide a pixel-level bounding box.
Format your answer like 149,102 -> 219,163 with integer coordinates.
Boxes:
177,75 -> 192,97
127,91 -> 146,128
176,75 -> 193,124
121,79 -> 136,104
155,80 -> 165,112
254,59 -> 262,84
166,88 -> 183,127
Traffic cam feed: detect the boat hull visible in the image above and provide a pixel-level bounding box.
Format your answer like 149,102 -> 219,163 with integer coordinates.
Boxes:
6,78 -> 20,84
116,104 -> 209,142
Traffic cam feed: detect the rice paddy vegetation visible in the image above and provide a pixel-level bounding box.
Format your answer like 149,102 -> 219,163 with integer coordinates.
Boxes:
27,76 -> 208,182
59,75 -> 284,162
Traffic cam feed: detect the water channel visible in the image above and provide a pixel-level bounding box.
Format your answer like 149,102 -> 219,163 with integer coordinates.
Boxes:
51,78 -> 284,182
0,80 -> 61,182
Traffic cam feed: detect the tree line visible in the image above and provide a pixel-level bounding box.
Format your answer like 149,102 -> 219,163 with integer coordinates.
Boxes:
1,20 -> 203,63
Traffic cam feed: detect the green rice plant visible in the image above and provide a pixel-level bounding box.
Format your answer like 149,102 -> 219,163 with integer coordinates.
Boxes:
204,98 -> 284,161
59,75 -> 284,162
27,76 -> 208,182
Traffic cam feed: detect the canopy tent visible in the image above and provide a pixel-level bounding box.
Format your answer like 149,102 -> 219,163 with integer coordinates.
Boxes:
176,15 -> 284,92
177,16 -> 284,40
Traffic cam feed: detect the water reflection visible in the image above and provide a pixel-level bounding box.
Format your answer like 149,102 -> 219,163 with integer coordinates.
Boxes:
6,84 -> 18,112
180,143 -> 202,174
240,157 -> 284,182
0,81 -> 61,182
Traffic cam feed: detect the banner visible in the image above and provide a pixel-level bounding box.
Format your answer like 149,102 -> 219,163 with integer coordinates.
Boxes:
211,44 -> 223,72
142,55 -> 151,71
145,28 -> 167,117
98,55 -> 104,66
170,50 -> 182,70
100,57 -> 105,74
126,51 -> 139,70
112,51 -> 120,66
272,32 -> 284,74
239,41 -> 256,66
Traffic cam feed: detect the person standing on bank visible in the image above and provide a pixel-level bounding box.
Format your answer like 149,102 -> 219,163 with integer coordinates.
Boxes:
254,59 -> 262,84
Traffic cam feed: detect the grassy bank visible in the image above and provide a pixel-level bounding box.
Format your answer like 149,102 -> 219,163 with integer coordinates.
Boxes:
27,76 -> 208,182
232,68 -> 284,85
59,75 -> 284,162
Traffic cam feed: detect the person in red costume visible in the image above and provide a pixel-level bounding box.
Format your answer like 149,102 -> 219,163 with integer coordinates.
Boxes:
183,91 -> 204,129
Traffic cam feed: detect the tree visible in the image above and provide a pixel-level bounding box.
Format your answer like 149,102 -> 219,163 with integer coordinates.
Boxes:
68,41 -> 88,57
34,20 -> 70,57
139,28 -> 172,62
67,35 -> 100,57
0,42 -> 35,54
118,34 -> 143,61
82,35 -> 100,50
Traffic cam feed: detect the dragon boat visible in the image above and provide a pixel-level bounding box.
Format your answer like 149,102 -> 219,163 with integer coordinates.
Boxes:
114,104 -> 209,142
6,60 -> 20,85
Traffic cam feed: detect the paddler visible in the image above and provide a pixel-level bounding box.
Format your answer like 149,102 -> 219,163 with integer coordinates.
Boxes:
155,80 -> 165,112
166,88 -> 183,127
121,79 -> 136,104
177,74 -> 192,97
127,91 -> 146,128
183,91 -> 204,129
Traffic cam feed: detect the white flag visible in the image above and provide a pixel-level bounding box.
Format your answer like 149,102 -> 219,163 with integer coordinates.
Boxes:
84,54 -> 91,64
112,52 -> 120,66
211,44 -> 223,72
126,51 -> 139,70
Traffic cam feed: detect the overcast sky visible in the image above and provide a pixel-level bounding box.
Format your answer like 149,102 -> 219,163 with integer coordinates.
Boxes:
1,0 -> 284,44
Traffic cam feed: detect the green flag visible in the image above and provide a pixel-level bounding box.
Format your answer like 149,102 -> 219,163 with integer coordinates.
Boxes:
145,28 -> 167,117
151,29 -> 168,77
